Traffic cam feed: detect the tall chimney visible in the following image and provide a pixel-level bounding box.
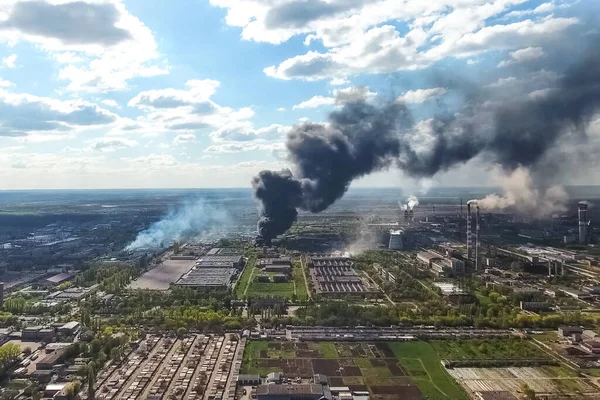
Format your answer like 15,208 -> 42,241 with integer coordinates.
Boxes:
579,202 -> 588,244
466,203 -> 473,260
476,204 -> 480,271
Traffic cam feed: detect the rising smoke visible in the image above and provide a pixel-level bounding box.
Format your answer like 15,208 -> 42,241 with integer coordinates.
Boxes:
126,200 -> 232,251
476,167 -> 568,218
253,49 -> 600,243
401,195 -> 419,211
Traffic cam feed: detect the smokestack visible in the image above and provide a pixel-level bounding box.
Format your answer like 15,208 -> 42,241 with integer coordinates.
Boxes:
404,208 -> 409,222
466,202 -> 473,260
476,204 -> 480,271
579,202 -> 589,244
432,205 -> 436,217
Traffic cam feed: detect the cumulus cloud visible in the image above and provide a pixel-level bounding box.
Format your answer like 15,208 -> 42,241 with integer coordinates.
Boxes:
0,78 -> 13,88
293,86 -> 376,109
173,134 -> 196,145
113,79 -> 253,137
498,46 -> 545,67
293,95 -> 335,109
1,54 -> 17,68
397,87 -> 446,104
0,0 -> 167,92
89,137 -> 138,152
0,88 -> 116,137
215,0 -> 579,81
204,142 -> 285,153
101,99 -> 120,108
128,80 -> 221,110
210,123 -> 289,142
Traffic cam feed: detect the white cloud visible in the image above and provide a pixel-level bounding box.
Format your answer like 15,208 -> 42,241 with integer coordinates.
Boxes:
293,86 -> 377,109
101,99 -> 120,108
0,87 -> 117,137
505,2 -> 558,18
173,134 -> 196,145
204,142 -> 285,153
0,0 -> 167,92
1,54 -> 17,68
115,79 -> 254,137
498,46 -> 545,67
486,76 -> 519,88
397,87 -> 446,104
210,123 -> 289,142
330,77 -> 349,86
214,0 -> 578,81
277,107 -> 286,111
293,95 -> 335,109
89,137 -> 138,152
0,78 -> 13,87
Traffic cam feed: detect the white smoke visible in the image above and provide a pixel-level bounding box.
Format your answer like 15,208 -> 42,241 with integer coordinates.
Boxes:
476,167 -> 568,218
407,195 -> 419,210
125,199 -> 233,251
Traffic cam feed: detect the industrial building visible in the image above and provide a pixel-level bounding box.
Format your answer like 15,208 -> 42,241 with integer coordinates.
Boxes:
175,267 -> 238,289
58,321 -> 81,336
196,254 -> 243,269
388,230 -> 403,250
256,384 -> 332,400
417,250 -> 465,277
306,255 -> 376,297
22,326 -> 55,342
44,272 -> 75,286
259,257 -> 292,274
37,349 -> 67,370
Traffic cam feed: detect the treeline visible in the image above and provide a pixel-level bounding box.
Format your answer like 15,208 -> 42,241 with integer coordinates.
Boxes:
290,301 -> 600,329
74,260 -> 142,293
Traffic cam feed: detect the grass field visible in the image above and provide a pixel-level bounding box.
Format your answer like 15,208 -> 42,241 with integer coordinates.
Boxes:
390,342 -> 469,400
431,338 -> 545,361
239,259 -> 308,301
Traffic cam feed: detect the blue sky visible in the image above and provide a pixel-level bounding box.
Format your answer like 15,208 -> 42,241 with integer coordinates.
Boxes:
0,0 -> 596,189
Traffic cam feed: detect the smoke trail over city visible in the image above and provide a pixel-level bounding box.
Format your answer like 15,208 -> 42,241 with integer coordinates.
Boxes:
476,168 -> 569,218
253,48 -> 600,243
126,200 -> 232,251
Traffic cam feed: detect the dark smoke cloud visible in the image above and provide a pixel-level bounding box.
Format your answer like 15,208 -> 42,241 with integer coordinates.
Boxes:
253,49 -> 600,242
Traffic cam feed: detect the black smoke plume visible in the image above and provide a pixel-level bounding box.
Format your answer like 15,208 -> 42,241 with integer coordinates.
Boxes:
253,49 -> 600,243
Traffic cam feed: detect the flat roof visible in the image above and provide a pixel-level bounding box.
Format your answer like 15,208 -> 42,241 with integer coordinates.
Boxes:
256,384 -> 324,396
200,255 -> 242,263
46,272 -> 74,284
176,268 -> 237,287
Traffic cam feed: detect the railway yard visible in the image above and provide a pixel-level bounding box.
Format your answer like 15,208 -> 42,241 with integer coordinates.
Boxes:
94,334 -> 243,400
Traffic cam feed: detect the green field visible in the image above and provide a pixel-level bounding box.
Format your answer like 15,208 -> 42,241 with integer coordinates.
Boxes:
431,338 -> 545,361
239,260 -> 309,301
241,340 -> 467,400
390,342 -> 469,400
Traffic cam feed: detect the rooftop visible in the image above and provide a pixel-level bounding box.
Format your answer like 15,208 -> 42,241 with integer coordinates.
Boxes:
256,384 -> 324,396
46,272 -> 74,284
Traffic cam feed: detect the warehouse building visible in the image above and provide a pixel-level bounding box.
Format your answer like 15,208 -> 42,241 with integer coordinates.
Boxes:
37,349 -> 67,370
259,258 -> 292,274
175,267 -> 238,289
256,384 -> 331,400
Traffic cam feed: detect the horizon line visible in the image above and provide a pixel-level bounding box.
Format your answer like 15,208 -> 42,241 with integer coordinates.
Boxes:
1,184 -> 600,192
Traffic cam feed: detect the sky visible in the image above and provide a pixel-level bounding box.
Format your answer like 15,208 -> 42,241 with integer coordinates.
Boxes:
0,0 -> 597,189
